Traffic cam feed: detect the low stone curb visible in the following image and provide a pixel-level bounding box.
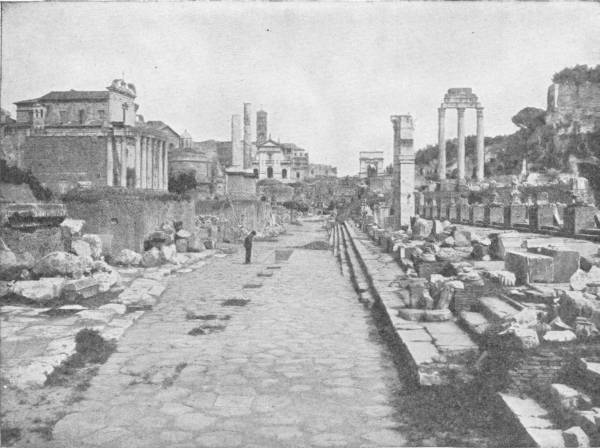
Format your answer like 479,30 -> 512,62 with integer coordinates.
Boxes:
342,221 -> 479,386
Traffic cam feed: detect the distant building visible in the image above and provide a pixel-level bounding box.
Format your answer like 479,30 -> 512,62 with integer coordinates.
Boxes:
168,132 -> 224,197
253,139 -> 309,183
359,151 -> 384,178
5,79 -> 176,194
309,163 -> 337,178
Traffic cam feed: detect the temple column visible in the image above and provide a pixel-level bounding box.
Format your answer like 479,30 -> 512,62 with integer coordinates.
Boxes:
146,138 -> 153,189
437,106 -> 446,180
158,141 -> 164,190
456,107 -> 466,182
134,136 -> 141,188
476,107 -> 485,181
120,136 -> 127,187
140,137 -> 146,189
163,142 -> 169,191
151,139 -> 156,189
106,138 -> 113,186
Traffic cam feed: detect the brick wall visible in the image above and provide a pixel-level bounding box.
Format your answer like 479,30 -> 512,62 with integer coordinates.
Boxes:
0,226 -> 64,258
22,135 -> 107,193
65,193 -> 195,255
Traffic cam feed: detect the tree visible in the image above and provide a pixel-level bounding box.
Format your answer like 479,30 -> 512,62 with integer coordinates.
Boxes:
511,107 -> 546,131
168,171 -> 197,194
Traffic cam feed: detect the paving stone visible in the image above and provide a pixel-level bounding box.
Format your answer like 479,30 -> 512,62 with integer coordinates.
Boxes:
174,413 -> 217,431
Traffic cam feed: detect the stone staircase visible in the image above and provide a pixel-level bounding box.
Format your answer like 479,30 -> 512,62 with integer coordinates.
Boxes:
331,220 -> 479,386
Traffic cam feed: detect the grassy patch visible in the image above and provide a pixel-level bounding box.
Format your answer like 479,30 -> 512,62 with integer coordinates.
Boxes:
45,329 -> 115,387
188,325 -> 226,336
222,298 -> 250,307
0,427 -> 22,446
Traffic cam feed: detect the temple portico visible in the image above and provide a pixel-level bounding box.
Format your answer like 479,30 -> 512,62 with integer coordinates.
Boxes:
106,129 -> 169,191
437,88 -> 485,182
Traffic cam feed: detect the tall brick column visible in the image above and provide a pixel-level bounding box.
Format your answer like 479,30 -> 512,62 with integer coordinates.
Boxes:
391,114 -> 415,228
243,103 -> 252,169
231,114 -> 243,170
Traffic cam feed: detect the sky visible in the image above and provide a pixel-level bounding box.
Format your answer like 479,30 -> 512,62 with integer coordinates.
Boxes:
2,2 -> 599,175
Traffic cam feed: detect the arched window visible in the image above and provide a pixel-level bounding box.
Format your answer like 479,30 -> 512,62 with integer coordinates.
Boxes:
267,167 -> 273,178
282,169 -> 287,179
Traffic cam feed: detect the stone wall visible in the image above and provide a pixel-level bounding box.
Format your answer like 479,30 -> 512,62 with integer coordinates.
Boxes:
195,198 -> 273,241
65,192 -> 195,255
547,82 -> 600,134
22,135 -> 108,194
1,226 -> 64,259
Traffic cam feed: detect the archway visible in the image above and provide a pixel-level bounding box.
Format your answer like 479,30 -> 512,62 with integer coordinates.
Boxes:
282,169 -> 287,179
267,167 -> 273,178
367,164 -> 377,178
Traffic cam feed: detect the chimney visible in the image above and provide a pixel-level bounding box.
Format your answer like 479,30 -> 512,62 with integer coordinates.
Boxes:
243,103 -> 252,169
231,114 -> 242,170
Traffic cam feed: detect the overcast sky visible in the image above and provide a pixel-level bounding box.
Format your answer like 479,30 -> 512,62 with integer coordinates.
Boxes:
2,2 -> 599,175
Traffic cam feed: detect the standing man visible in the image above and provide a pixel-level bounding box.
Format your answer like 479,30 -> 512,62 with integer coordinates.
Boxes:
244,230 -> 256,264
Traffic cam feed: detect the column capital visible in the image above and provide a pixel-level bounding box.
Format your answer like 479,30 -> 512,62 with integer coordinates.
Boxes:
477,107 -> 484,117
457,107 -> 466,117
438,107 -> 446,117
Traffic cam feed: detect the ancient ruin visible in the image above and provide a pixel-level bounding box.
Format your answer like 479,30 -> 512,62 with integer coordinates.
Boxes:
438,88 -> 485,182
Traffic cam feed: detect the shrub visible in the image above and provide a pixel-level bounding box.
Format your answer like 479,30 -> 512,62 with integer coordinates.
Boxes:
0,159 -> 53,201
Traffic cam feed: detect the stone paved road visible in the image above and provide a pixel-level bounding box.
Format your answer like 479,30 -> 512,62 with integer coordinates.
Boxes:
50,221 -> 494,447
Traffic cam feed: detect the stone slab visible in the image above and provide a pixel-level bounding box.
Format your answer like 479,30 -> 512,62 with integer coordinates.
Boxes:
505,251 -> 553,284
478,296 -> 520,322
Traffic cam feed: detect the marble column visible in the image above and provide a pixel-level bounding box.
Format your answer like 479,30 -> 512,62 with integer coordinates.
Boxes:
146,138 -> 153,189
158,141 -> 164,190
437,107 -> 446,180
140,137 -> 146,189
476,107 -> 485,181
163,142 -> 169,191
456,107 -> 466,182
134,137 -> 141,188
106,138 -> 113,186
120,136 -> 127,187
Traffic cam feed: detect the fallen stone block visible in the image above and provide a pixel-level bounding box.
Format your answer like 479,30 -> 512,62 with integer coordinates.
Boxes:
63,277 -> 100,301
142,248 -> 162,267
543,330 -> 577,343
71,239 -> 92,260
505,250 -> 554,284
397,308 -> 426,321
535,247 -> 580,283
550,384 -> 592,416
60,218 -> 85,237
92,269 -> 121,293
175,238 -> 188,253
496,233 -> 525,260
423,309 -> 452,321
32,251 -> 88,278
562,426 -> 590,448
11,278 -> 65,302
114,249 -> 142,266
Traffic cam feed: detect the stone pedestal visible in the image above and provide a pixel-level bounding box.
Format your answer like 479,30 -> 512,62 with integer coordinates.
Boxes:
439,202 -> 449,220
471,204 -> 485,225
529,205 -> 555,231
564,205 -> 597,235
505,204 -> 529,228
459,204 -> 470,223
488,205 -> 504,226
448,204 -> 458,222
